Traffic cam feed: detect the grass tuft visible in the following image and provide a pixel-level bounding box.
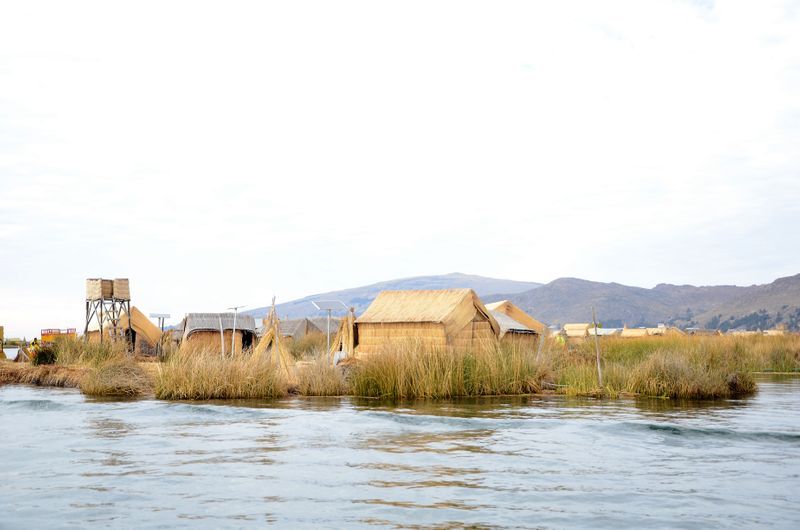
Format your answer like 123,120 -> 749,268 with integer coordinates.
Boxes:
349,341 -> 551,399
79,356 -> 153,397
295,355 -> 349,396
155,349 -> 288,400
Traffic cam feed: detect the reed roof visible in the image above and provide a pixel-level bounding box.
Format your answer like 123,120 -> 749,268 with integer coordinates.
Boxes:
490,310 -> 536,336
118,306 -> 162,346
356,288 -> 500,338
179,313 -> 256,339
484,300 -> 547,335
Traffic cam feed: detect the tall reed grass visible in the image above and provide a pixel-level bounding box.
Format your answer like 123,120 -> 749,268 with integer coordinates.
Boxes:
349,341 -> 552,399
549,334 -> 799,398
155,348 -> 288,400
288,333 -> 328,360
54,337 -> 128,366
295,355 -> 349,396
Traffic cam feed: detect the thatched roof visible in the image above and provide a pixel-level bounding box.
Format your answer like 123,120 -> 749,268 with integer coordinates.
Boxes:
484,300 -> 547,335
277,318 -> 325,338
179,313 -> 256,339
356,288 -> 500,338
563,323 -> 591,338
490,310 -> 536,337
118,306 -> 162,347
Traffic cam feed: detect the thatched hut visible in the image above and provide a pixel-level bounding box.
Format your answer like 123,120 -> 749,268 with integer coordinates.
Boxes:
355,289 -> 500,354
620,327 -> 649,338
118,307 -> 163,355
276,318 -> 339,341
489,311 -> 538,350
178,313 -> 256,354
563,323 -> 591,338
484,301 -> 548,335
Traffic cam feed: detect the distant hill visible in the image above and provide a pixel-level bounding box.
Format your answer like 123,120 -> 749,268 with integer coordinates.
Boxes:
486,274 -> 800,331
245,273 -> 542,320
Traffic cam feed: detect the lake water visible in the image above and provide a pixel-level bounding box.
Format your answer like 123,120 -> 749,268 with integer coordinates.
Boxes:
1,347 -> 18,361
1,375 -> 799,528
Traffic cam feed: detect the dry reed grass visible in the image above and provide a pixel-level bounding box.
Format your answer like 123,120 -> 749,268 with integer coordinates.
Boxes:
546,334 -> 796,398
80,356 -> 153,397
288,332 -> 328,360
155,348 -> 288,400
0,362 -> 85,388
295,355 -> 349,396
349,340 -> 551,399
54,337 -> 129,366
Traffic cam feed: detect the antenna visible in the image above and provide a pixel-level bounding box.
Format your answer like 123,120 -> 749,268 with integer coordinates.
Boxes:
311,300 -> 348,352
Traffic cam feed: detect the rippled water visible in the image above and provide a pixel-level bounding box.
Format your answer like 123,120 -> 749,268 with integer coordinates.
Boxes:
2,376 -> 799,528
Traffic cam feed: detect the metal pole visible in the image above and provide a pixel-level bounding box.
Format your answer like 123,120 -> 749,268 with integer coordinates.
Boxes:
219,315 -> 224,358
592,306 -> 603,388
231,308 -> 237,356
327,309 -> 332,352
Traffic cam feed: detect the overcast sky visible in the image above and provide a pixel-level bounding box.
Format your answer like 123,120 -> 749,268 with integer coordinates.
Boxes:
1,0 -> 799,338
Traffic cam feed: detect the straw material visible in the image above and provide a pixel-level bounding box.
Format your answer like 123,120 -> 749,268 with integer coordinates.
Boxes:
112,278 -> 130,300
329,310 -> 357,360
355,289 -> 500,354
182,330 -> 255,355
118,306 -> 162,348
485,300 -> 547,335
253,303 -> 296,381
86,279 -> 113,300
564,323 -> 591,338
620,327 -> 648,338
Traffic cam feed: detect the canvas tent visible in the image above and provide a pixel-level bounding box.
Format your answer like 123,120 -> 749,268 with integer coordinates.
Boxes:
354,289 -> 500,354
177,313 -> 256,354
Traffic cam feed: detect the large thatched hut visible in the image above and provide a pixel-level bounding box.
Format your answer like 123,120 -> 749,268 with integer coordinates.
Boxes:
178,313 -> 256,354
354,289 -> 500,354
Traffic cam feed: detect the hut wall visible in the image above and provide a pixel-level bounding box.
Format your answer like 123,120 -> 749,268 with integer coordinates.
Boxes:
356,322 -> 447,354
500,332 -> 538,351
182,330 -> 245,354
451,317 -> 497,350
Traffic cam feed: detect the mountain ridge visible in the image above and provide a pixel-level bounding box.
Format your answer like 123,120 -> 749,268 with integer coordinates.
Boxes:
246,272 -> 800,331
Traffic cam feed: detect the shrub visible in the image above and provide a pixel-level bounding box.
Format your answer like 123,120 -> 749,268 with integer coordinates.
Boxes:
31,345 -> 56,365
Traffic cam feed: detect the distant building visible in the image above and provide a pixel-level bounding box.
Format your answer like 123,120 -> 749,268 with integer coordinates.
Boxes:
563,323 -> 592,338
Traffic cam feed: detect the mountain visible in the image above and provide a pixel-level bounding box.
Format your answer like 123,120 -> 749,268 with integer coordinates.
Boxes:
245,273 -> 542,320
489,274 -> 800,331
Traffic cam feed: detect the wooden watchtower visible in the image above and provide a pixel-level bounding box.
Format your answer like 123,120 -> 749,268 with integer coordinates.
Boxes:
84,278 -> 132,345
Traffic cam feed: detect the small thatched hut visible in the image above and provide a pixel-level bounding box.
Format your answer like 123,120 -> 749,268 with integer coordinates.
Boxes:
276,318 -> 319,340
563,323 -> 592,338
489,311 -> 538,350
484,301 -> 548,335
118,306 -> 163,355
178,313 -> 256,354
355,289 -> 500,354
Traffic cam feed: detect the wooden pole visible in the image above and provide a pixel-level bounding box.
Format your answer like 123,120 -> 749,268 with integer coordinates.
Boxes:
592,306 -> 603,388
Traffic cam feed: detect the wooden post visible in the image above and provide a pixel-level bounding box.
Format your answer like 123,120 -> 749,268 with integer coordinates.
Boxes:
592,306 -> 603,388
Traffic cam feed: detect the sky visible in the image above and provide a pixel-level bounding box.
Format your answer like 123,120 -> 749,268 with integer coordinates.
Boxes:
1,0 -> 799,338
